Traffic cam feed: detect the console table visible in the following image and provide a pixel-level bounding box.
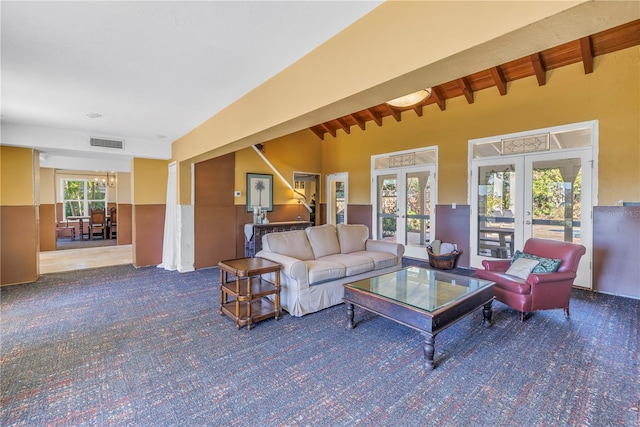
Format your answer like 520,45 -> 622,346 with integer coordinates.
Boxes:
244,221 -> 312,257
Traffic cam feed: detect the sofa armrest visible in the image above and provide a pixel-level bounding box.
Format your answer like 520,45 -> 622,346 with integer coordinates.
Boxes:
365,239 -> 405,258
481,259 -> 511,272
527,271 -> 576,285
255,251 -> 308,283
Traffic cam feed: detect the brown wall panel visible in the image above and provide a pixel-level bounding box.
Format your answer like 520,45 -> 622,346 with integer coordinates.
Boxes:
347,204 -> 373,237
195,206 -> 237,268
116,204 -> 132,245
39,204 -> 57,251
1,206 -> 38,285
132,204 -> 165,267
593,206 -> 640,298
55,202 -> 63,223
195,154 -> 235,267
195,153 -> 235,207
435,204 -> 471,267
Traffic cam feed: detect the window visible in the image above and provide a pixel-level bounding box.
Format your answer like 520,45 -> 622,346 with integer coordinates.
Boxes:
63,179 -> 107,218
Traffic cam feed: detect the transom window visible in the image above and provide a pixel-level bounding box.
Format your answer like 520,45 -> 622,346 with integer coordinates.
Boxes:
62,179 -> 107,218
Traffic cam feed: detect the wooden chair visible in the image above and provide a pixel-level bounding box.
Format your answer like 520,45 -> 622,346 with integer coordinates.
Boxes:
89,208 -> 107,240
109,207 -> 118,239
56,219 -> 76,240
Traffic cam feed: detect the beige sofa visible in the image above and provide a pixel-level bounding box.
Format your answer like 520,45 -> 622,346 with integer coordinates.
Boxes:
255,224 -> 405,317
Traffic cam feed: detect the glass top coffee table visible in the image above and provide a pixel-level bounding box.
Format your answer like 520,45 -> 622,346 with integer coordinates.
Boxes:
343,266 -> 494,369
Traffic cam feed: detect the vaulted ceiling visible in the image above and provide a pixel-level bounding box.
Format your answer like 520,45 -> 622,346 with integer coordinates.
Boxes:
309,20 -> 640,141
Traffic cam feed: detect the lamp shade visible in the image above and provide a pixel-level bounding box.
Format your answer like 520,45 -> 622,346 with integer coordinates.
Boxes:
386,88 -> 432,108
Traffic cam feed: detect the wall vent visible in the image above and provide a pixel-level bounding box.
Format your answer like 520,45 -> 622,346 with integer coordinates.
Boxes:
90,138 -> 124,149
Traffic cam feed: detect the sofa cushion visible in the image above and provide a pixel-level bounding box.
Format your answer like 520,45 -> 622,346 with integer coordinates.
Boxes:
350,250 -> 398,270
306,224 -> 341,259
505,257 -> 539,279
512,250 -> 561,273
305,259 -> 346,285
263,230 -> 315,261
336,224 -> 368,254
318,254 -> 374,276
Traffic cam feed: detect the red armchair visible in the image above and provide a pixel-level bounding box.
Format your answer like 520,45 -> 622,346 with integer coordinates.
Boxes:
476,238 -> 586,321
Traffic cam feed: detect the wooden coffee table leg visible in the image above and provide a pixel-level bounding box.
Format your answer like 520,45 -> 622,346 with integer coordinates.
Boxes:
423,333 -> 435,370
346,303 -> 355,329
482,300 -> 493,327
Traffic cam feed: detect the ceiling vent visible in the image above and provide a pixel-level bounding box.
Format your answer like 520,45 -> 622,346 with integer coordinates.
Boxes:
90,138 -> 124,150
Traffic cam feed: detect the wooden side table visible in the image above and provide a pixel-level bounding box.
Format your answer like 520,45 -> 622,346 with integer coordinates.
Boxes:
218,257 -> 281,330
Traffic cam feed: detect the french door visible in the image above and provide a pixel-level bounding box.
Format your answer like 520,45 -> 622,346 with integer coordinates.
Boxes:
372,148 -> 437,259
470,123 -> 595,289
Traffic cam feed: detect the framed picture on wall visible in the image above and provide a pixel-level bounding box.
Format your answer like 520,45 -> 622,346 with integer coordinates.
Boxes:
246,173 -> 273,212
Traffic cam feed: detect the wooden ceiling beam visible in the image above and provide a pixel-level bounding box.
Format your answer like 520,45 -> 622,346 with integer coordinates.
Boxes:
309,127 -> 325,140
308,23 -> 636,136
530,52 -> 546,86
369,108 -> 383,127
457,77 -> 474,104
389,106 -> 402,122
336,118 -> 351,135
490,66 -> 507,95
321,123 -> 336,138
350,114 -> 366,131
580,37 -> 594,74
431,87 -> 446,111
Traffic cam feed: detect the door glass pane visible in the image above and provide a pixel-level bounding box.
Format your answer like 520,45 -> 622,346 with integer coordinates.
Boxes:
477,164 -> 516,258
330,180 -> 345,225
530,158 -> 581,244
377,175 -> 397,241
405,171 -> 431,249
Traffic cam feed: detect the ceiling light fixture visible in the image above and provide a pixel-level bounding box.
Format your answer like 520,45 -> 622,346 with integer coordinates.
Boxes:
86,113 -> 102,119
386,88 -> 432,108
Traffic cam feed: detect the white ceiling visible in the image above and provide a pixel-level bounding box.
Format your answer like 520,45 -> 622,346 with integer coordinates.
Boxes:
0,1 -> 382,170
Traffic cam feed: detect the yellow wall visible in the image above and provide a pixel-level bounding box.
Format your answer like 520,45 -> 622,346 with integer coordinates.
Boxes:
234,131 -> 322,206
132,158 -> 169,205
39,168 -> 55,205
0,146 -> 35,206
320,46 -> 640,206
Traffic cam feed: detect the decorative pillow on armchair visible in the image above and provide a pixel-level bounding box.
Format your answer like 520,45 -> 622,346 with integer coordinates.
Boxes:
505,257 -> 540,279
512,250 -> 562,273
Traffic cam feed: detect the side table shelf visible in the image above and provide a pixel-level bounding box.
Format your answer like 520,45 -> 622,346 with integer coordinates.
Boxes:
218,257 -> 282,330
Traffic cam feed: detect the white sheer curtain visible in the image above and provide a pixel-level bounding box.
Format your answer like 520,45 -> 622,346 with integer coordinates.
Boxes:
158,162 -> 178,270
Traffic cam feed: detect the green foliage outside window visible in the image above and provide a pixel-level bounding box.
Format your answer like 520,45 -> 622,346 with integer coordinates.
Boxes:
63,179 -> 107,218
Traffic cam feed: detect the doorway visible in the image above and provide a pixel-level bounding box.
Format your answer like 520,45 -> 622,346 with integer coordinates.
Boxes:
469,121 -> 596,289
326,173 -> 347,225
371,147 -> 437,259
293,172 -> 320,225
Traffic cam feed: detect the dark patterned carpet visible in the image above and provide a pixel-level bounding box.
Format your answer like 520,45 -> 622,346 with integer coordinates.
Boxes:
1,265 -> 638,426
